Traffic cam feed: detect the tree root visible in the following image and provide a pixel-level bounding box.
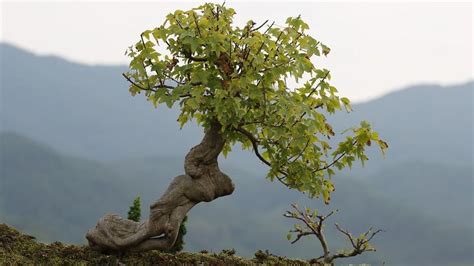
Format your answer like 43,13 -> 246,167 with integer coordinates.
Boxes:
86,121 -> 234,252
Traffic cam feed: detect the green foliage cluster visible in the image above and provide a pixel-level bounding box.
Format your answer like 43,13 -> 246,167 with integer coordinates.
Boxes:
124,3 -> 387,202
127,196 -> 141,222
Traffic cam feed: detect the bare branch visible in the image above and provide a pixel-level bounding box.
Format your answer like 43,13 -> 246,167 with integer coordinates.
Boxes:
263,21 -> 275,35
367,229 -> 383,242
319,209 -> 337,222
284,204 -> 329,258
284,204 -> 382,264
335,223 -> 357,248
251,19 -> 269,32
331,223 -> 383,261
290,231 -> 312,244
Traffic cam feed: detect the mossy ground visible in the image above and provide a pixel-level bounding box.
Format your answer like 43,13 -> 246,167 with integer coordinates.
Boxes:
0,224 -> 311,265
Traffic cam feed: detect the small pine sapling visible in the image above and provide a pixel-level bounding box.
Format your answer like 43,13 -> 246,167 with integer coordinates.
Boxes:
127,196 -> 141,222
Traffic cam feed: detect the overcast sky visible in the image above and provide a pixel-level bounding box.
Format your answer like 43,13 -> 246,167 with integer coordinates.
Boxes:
1,1 -> 472,102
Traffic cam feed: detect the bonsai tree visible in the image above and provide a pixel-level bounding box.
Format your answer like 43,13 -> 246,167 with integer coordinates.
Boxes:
86,2 -> 387,252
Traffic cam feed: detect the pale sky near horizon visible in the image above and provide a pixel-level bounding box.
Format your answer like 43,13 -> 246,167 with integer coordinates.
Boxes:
1,1 -> 472,102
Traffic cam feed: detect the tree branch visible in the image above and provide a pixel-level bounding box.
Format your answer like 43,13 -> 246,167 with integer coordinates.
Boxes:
174,16 -> 184,30
335,223 -> 357,248
284,204 -> 330,258
153,84 -> 176,90
263,21 -> 275,34
285,204 -> 382,264
306,70 -> 330,99
290,231 -> 312,244
122,73 -> 156,92
331,224 -> 383,261
312,140 -> 357,174
182,54 -> 208,62
138,35 -> 153,90
234,127 -> 271,167
234,126 -> 289,185
248,41 -> 266,67
192,12 -> 202,37
288,140 -> 310,163
251,19 -> 269,32
288,70 -> 330,127
122,73 -> 191,98
262,31 -> 284,63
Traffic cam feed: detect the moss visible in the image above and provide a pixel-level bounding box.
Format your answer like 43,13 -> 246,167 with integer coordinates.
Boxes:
0,223 -> 312,265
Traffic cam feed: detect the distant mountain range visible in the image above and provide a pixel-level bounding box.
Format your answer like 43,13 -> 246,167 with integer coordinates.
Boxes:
2,42 -> 472,166
1,43 -> 473,265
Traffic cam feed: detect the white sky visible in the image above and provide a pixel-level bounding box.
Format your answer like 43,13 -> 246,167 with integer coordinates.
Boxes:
1,1 -> 472,102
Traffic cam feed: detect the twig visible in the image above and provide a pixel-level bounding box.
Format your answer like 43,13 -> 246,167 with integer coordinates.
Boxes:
234,126 -> 289,186
122,73 -> 155,92
307,70 -> 330,99
312,140 -> 357,173
263,21 -> 275,35
251,19 -> 269,32
192,12 -> 202,37
284,204 -> 382,264
139,35 -> 152,90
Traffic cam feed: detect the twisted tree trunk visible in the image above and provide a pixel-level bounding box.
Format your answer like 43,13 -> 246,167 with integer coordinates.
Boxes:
86,121 -> 235,252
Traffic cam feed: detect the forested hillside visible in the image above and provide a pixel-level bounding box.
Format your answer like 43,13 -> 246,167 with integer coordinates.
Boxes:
1,43 -> 472,265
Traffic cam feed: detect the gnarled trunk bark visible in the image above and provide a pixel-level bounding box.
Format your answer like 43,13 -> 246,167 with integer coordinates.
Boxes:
86,121 -> 234,252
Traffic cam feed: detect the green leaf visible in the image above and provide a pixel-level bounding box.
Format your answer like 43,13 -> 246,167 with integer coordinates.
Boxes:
123,3 -> 387,205
341,97 -> 350,105
321,43 -> 331,56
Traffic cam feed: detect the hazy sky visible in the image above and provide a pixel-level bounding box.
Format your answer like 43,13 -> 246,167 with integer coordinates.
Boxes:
1,1 -> 472,102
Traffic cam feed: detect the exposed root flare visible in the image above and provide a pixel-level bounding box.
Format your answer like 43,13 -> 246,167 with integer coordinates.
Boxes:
86,121 -> 234,252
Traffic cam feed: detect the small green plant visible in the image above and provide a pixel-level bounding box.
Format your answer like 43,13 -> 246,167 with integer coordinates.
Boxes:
168,215 -> 188,253
127,196 -> 141,222
220,248 -> 236,256
127,196 -> 186,252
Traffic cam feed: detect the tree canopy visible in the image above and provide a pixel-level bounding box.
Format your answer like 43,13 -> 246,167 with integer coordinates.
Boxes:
123,2 -> 387,203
